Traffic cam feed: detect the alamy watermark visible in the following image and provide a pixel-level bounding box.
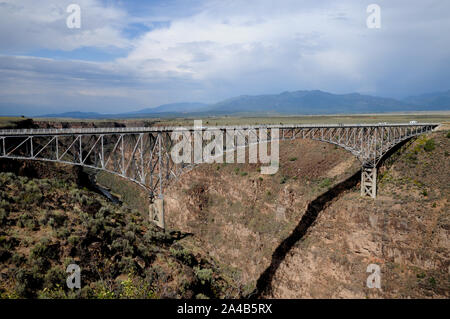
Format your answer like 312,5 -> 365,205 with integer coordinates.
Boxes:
171,120 -> 279,174
66,4 -> 81,29
366,264 -> 381,289
66,264 -> 81,289
366,4 -> 381,29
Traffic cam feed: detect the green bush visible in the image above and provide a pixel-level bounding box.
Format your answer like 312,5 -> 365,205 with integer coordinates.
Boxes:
0,208 -> 8,226
424,139 -> 435,152
54,228 -> 70,239
67,235 -> 80,247
118,256 -> 136,273
30,239 -> 59,260
446,131 -> 450,138
48,211 -> 68,229
143,229 -> 172,244
319,178 -> 332,188
194,267 -> 213,285
111,238 -> 134,255
15,269 -> 43,298
17,213 -> 38,230
11,253 -> 26,266
44,266 -> 66,289
0,247 -> 12,262
170,247 -> 196,266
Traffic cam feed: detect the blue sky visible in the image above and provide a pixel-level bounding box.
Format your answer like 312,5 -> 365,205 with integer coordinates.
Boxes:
0,0 -> 449,116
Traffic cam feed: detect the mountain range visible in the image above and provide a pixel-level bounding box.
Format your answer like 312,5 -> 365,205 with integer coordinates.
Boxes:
38,89 -> 450,119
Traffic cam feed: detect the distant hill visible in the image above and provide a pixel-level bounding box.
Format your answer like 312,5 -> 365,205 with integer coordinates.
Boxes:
37,89 -> 450,119
208,90 -> 414,114
41,103 -> 209,119
41,111 -> 105,119
131,102 -> 209,114
404,90 -> 450,108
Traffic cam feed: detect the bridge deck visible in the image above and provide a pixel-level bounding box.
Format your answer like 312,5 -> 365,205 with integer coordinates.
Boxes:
0,123 -> 441,136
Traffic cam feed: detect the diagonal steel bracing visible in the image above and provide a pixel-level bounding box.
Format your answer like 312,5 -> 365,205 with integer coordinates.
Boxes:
0,123 -> 440,227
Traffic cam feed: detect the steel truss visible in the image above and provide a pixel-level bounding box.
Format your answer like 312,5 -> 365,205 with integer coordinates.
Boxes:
0,123 -> 439,206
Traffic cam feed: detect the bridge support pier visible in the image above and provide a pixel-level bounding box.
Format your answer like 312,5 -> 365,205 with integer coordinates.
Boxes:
149,195 -> 165,229
361,165 -> 377,198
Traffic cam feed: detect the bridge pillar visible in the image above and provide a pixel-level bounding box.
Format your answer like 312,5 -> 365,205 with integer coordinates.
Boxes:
361,165 -> 377,198
149,195 -> 165,229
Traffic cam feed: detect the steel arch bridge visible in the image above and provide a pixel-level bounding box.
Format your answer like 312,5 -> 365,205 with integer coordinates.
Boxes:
0,123 -> 439,228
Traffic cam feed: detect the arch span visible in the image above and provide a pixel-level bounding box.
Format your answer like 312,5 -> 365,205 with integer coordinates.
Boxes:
0,123 -> 439,228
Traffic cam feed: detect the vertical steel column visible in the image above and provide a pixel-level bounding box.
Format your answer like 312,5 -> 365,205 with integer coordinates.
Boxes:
121,134 -> 125,175
56,136 -> 59,160
158,133 -> 165,229
30,137 -> 33,157
361,165 -> 377,198
100,135 -> 104,168
140,133 -> 145,183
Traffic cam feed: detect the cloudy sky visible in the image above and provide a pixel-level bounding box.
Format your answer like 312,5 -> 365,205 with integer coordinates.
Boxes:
0,0 -> 449,115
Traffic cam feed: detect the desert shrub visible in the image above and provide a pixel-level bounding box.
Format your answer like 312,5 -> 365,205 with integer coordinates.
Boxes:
194,267 -> 213,285
0,199 -> 10,210
289,157 -> 297,161
93,285 -> 115,299
15,269 -> 43,298
30,238 -> 59,260
0,247 -> 11,262
44,266 -> 66,289
79,286 -> 95,299
280,175 -> 289,184
85,218 -> 105,237
424,139 -> 435,152
30,257 -> 51,273
0,208 -> 9,226
54,228 -> 70,240
125,222 -> 139,234
143,229 -> 172,244
111,238 -> 134,256
170,247 -> 196,266
37,285 -> 68,299
96,207 -> 111,219
137,243 -> 159,259
319,178 -> 332,188
48,211 -> 68,229
17,213 -> 38,230
428,276 -> 437,287
38,180 -> 52,193
124,231 -> 136,243
38,210 -> 51,226
118,276 -> 151,299
118,256 -> 136,273
446,131 -> 450,138
67,235 -> 80,247
0,236 -> 18,250
110,227 -> 123,240
11,252 -> 26,266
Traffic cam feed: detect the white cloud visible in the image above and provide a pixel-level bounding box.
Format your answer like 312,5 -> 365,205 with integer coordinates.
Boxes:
0,0 -> 450,115
0,0 -> 131,52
